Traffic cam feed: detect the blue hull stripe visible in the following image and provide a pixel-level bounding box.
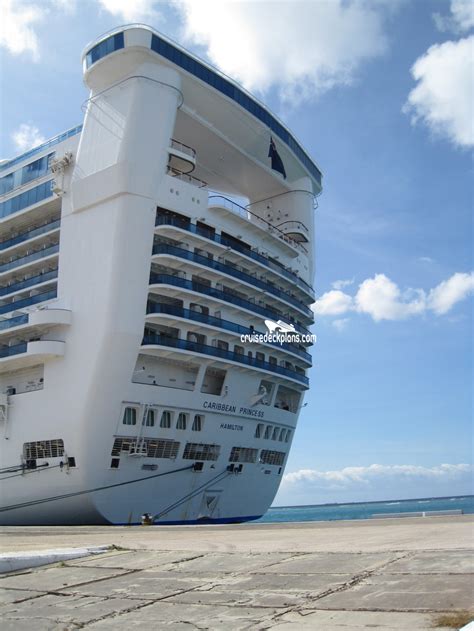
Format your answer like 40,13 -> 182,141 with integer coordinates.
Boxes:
112,514 -> 263,526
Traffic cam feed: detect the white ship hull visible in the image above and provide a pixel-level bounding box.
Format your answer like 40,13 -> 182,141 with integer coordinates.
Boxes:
0,25 -> 321,526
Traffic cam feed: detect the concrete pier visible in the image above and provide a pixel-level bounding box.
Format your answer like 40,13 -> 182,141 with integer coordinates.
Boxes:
0,515 -> 473,630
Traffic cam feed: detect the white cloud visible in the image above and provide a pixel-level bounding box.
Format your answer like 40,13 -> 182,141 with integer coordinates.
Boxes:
0,0 -> 77,60
434,0 -> 474,33
428,271 -> 474,315
332,318 -> 349,331
11,123 -> 46,152
276,463 -> 473,504
98,0 -> 159,22
175,0 -> 398,103
0,0 -> 44,61
418,256 -> 434,264
312,271 -> 474,322
404,36 -> 474,148
355,273 -> 426,321
332,279 -> 354,290
284,463 -> 472,486
312,289 -> 353,316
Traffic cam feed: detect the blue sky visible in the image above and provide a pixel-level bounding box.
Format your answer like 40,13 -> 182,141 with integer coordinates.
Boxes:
0,0 -> 472,504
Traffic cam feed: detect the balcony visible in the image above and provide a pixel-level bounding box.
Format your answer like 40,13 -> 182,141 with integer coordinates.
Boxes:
0,269 -> 58,297
208,195 -> 308,255
0,243 -> 59,274
275,220 -> 309,243
155,215 -> 315,299
0,339 -> 65,374
0,308 -> 71,339
149,273 -> 312,337
152,243 -> 313,319
0,313 -> 28,331
0,288 -> 58,315
146,302 -> 312,364
0,218 -> 60,252
168,139 -> 196,174
142,333 -> 309,387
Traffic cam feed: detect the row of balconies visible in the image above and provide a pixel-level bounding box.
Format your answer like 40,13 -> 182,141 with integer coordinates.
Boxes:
155,213 -> 314,299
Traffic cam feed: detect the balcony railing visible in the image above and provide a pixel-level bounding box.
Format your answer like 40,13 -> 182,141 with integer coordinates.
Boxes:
0,244 -> 59,273
147,302 -> 312,363
0,219 -> 60,251
149,273 -> 311,337
275,220 -> 309,236
0,269 -> 58,297
169,139 -> 196,160
155,215 -> 314,298
0,342 -> 28,359
208,195 -> 308,255
152,243 -> 313,319
142,333 -> 309,386
0,313 -> 29,331
167,167 -> 207,188
0,288 -> 57,315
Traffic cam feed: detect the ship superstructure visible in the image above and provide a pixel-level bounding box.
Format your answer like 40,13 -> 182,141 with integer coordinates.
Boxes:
0,25 -> 322,525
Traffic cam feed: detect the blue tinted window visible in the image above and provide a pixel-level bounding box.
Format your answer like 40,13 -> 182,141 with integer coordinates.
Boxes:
0,153 -> 53,198
86,32 -> 125,69
151,33 -> 321,185
0,180 -> 53,218
0,126 -> 82,174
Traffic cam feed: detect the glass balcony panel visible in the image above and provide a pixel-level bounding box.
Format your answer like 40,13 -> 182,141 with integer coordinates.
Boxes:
142,333 -> 308,386
147,302 -> 312,363
0,244 -> 59,273
152,242 -> 312,318
0,288 -> 57,315
0,219 -> 60,251
155,215 -> 314,298
0,313 -> 29,331
149,272 -> 311,337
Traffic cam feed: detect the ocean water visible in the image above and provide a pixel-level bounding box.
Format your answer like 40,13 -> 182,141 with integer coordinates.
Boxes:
257,495 -> 474,523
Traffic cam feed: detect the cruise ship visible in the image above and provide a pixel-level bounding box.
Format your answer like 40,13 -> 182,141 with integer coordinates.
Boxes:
0,25 -> 322,525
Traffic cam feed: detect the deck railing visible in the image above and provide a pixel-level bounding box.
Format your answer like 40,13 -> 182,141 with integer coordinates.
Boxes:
152,243 -> 313,318
155,215 -> 314,298
142,333 -> 309,386
149,273 -> 311,337
147,302 -> 312,363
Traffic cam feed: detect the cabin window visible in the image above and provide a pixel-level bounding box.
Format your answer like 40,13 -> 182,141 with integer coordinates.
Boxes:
176,412 -> 188,430
272,427 -> 279,441
192,414 -> 203,431
255,423 -> 264,438
143,409 -> 155,427
122,407 -> 137,425
285,430 -> 292,443
256,352 -> 265,363
264,425 -> 272,439
160,410 -> 172,428
278,428 -> 285,442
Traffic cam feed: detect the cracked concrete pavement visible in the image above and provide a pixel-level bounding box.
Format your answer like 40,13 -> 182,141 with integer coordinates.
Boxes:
0,515 -> 473,630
